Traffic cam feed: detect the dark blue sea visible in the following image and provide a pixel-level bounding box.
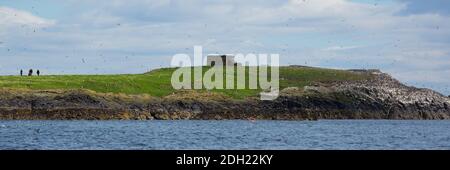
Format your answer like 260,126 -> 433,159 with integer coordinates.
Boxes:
1,120 -> 449,150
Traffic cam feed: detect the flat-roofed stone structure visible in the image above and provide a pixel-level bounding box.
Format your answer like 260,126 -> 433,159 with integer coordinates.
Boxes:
206,54 -> 237,66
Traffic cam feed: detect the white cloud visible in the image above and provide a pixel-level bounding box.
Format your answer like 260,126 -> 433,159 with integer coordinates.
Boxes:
0,6 -> 55,28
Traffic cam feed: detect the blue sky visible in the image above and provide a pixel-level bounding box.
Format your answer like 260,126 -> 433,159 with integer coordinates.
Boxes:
0,0 -> 449,95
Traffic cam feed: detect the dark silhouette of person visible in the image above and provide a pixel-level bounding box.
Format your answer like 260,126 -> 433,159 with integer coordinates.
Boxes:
37,70 -> 40,76
20,70 -> 23,76
28,69 -> 33,76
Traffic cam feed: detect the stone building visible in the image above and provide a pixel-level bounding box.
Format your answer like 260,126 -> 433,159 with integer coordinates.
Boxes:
206,54 -> 238,66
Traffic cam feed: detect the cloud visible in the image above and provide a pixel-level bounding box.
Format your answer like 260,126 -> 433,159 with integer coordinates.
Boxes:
0,6 -> 55,28
397,0 -> 450,15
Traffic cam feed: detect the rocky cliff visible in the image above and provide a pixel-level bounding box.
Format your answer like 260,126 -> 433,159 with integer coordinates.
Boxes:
0,70 -> 449,120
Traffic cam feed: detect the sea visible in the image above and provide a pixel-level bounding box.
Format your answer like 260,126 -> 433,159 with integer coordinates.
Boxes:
0,120 -> 449,150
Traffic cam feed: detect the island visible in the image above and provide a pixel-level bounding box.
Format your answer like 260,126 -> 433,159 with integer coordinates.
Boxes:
0,66 -> 449,120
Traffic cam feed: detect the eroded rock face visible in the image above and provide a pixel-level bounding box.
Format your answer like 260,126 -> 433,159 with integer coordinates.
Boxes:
328,73 -> 450,119
0,72 -> 449,120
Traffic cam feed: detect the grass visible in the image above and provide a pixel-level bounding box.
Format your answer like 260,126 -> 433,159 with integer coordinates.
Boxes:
0,66 -> 372,99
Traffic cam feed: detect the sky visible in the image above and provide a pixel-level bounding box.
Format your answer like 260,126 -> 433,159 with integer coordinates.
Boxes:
0,0 -> 449,95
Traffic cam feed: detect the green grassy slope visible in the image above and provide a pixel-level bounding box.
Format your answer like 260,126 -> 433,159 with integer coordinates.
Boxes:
0,66 -> 371,99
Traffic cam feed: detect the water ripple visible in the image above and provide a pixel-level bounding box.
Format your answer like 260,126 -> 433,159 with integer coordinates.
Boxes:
0,120 -> 449,150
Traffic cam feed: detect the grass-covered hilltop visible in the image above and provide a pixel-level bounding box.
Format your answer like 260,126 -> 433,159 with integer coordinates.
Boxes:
0,66 -> 449,120
0,66 -> 369,99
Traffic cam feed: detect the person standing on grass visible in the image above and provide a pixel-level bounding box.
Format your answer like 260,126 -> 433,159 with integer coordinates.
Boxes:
37,70 -> 40,76
28,69 -> 33,76
20,69 -> 23,76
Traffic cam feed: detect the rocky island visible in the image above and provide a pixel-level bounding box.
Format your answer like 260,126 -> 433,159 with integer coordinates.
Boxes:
0,66 -> 449,120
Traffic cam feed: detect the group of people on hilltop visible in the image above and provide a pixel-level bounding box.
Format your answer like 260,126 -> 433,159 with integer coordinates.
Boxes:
20,69 -> 41,76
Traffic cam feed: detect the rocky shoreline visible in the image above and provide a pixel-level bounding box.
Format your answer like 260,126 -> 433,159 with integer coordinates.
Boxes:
1,70 -> 449,120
